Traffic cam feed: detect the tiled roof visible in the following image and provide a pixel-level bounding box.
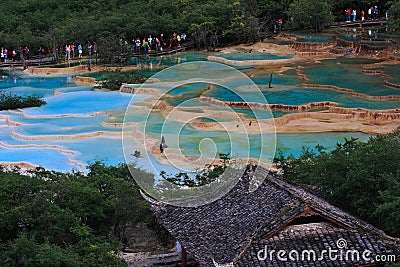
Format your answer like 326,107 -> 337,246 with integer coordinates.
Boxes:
142,166 -> 400,267
237,222 -> 400,267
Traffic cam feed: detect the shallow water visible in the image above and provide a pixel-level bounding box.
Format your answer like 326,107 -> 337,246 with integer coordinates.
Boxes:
288,32 -> 336,43
372,64 -> 400,84
206,70 -> 400,110
0,51 -> 398,173
301,59 -> 400,96
24,91 -> 140,116
216,53 -> 293,61
0,75 -> 80,97
276,132 -> 371,157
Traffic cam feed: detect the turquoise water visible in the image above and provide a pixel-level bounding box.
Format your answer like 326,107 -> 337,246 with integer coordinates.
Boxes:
13,118 -> 121,136
288,32 -> 335,43
0,75 -> 79,97
372,64 -> 400,85
24,91 -> 145,116
0,127 -> 125,172
141,115 -> 274,161
0,52 -> 398,173
265,40 -> 294,45
216,53 -> 293,61
166,82 -> 209,95
276,132 -> 371,157
249,69 -> 302,86
338,34 -> 362,42
127,52 -> 209,67
205,82 -> 400,110
301,59 -> 400,96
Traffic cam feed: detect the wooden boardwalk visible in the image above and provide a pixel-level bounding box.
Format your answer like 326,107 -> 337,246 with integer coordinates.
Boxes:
0,57 -> 54,68
0,42 -> 195,68
330,19 -> 388,28
131,42 -> 194,58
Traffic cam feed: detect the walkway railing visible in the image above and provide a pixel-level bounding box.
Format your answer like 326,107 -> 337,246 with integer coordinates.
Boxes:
330,19 -> 388,28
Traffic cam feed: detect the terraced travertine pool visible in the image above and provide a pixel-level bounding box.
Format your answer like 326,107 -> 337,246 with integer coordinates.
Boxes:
0,49 -> 398,174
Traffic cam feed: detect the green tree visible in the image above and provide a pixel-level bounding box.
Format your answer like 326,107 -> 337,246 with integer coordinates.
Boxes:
388,0 -> 400,30
223,1 -> 260,44
0,92 -> 46,111
1,233 -> 77,267
289,0 -> 334,32
0,161 -> 170,266
274,129 -> 400,237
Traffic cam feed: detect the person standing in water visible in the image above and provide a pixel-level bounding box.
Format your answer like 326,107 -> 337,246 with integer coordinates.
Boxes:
160,136 -> 167,153
268,73 -> 273,88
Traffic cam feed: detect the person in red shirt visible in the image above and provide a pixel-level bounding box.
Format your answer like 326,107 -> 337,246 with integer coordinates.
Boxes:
71,43 -> 75,58
345,9 -> 351,22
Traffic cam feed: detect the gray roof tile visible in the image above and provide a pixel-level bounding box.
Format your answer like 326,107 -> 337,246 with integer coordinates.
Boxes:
142,166 -> 400,267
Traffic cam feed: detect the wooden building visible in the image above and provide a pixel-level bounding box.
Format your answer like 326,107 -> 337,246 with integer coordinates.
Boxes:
142,166 -> 400,267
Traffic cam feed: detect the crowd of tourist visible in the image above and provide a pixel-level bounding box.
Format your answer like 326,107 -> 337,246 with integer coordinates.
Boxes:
0,41 -> 100,65
345,6 -> 381,22
0,32 -> 187,64
48,41 -> 98,63
131,32 -> 187,54
0,46 -> 32,63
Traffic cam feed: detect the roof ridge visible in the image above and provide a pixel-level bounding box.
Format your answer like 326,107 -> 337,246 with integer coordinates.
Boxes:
143,165 -> 400,266
255,167 -> 400,240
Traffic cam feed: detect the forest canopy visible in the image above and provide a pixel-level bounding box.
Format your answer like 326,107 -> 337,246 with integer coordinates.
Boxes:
0,161 -> 172,266
0,0 -> 397,53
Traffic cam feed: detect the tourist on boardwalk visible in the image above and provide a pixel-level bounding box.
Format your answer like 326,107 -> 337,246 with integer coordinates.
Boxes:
18,47 -> 28,69
148,35 -> 153,50
135,37 -> 141,54
23,46 -> 29,60
151,37 -> 157,51
177,34 -> 181,47
368,7 -> 372,20
51,46 -> 57,62
352,9 -> 356,21
8,49 -> 16,62
65,44 -> 71,60
38,47 -> 43,62
277,18 -> 283,31
87,41 -> 92,57
160,33 -> 165,50
78,44 -> 83,58
155,37 -> 161,51
361,10 -> 365,21
373,6 -> 378,19
170,32 -> 178,48
142,38 -> 149,54
345,9 -> 351,22
18,47 -> 23,61
71,43 -> 75,58
93,41 -> 98,63
3,48 -> 8,62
